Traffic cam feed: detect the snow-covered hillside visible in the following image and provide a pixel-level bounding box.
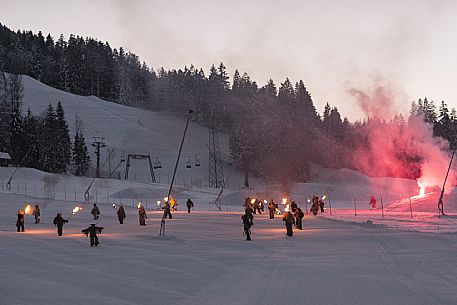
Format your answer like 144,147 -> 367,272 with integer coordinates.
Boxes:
2,73 -> 457,230
20,74 -> 247,187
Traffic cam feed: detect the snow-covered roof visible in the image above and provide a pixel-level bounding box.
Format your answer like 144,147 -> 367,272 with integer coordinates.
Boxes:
0,152 -> 11,160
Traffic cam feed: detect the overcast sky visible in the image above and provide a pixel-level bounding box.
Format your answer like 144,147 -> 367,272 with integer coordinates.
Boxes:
2,0 -> 457,119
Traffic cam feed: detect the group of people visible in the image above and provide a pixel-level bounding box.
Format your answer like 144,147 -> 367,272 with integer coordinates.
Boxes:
282,202 -> 305,237
243,197 -> 265,215
16,204 -> 40,232
241,197 -> 306,240
16,198 -> 196,243
310,196 -> 325,216
243,197 -> 330,240
15,203 -> 106,246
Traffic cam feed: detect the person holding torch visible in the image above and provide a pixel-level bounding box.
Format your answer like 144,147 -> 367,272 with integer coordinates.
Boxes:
16,209 -> 25,232
53,213 -> 68,236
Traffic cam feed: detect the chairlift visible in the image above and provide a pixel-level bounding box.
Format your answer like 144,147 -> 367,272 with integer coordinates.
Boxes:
186,157 -> 192,169
157,161 -> 162,168
153,161 -> 159,169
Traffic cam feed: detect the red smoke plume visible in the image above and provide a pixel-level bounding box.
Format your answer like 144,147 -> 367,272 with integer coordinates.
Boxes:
349,85 -> 455,193
348,86 -> 397,119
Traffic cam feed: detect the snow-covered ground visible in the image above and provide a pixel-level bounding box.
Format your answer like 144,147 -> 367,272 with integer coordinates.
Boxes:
2,192 -> 457,305
2,74 -> 457,304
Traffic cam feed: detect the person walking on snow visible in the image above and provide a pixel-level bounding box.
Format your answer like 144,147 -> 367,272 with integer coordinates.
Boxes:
16,209 -> 25,232
53,213 -> 68,236
369,196 -> 377,210
268,200 -> 276,219
241,211 -> 252,241
186,198 -> 194,213
91,203 -> 100,220
310,197 -> 319,216
139,205 -> 147,226
283,210 -> 294,237
295,207 -> 304,230
32,204 -> 40,224
117,204 -> 126,224
82,224 -> 103,247
319,198 -> 325,213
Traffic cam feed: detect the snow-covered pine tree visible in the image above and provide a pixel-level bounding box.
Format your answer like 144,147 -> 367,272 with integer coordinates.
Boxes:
72,131 -> 90,176
39,104 -> 58,172
55,101 -> 71,173
8,108 -> 24,164
0,71 -> 10,151
22,109 -> 41,168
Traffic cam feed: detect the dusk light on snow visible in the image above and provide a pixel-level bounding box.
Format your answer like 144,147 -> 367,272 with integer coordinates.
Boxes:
2,1 -> 457,304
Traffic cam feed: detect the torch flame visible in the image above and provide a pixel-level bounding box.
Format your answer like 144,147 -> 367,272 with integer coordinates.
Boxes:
251,199 -> 256,204
322,195 -> 327,200
157,200 -> 161,206
24,204 -> 31,214
281,198 -> 287,205
284,204 -> 290,213
112,204 -> 116,209
72,206 -> 82,214
263,199 -> 268,204
137,202 -> 142,209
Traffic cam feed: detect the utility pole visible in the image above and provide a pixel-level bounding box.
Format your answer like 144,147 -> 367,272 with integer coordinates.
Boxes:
92,137 -> 106,178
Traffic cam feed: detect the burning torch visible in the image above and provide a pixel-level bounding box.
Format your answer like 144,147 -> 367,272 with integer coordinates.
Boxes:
24,204 -> 32,215
68,206 -> 82,221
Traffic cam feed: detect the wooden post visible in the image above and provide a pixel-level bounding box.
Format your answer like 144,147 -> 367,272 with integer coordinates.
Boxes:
409,197 -> 413,219
381,196 -> 384,217
328,194 -> 332,216
354,198 -> 357,216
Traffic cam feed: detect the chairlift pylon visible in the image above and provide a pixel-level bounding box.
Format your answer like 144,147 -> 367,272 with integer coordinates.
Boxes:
195,154 -> 200,167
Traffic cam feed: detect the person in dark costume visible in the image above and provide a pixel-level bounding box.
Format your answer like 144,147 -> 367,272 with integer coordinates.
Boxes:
53,213 -> 68,236
139,205 -> 147,226
282,210 -> 294,236
32,204 -> 40,224
241,212 -> 252,241
117,204 -> 126,224
16,209 -> 25,232
290,201 -> 298,213
319,198 -> 325,213
82,224 -> 103,246
163,203 -> 172,219
91,203 -> 100,220
311,196 -> 319,216
186,198 -> 194,213
268,200 -> 276,219
295,208 -> 304,230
